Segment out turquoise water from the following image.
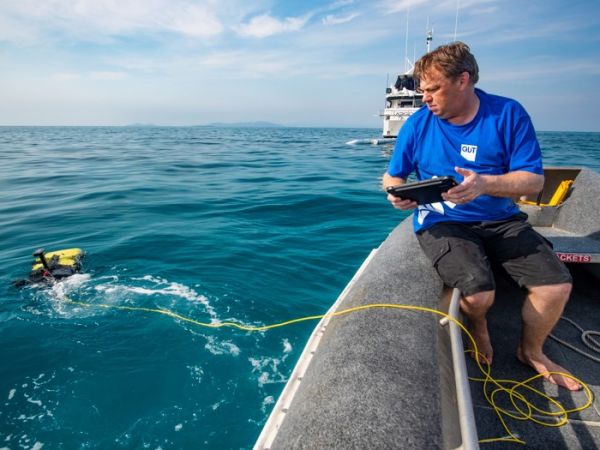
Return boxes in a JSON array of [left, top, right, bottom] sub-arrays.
[[1, 127, 598, 449]]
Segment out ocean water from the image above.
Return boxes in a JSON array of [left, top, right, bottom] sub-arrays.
[[0, 127, 598, 449]]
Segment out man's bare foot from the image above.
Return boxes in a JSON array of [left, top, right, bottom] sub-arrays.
[[468, 322, 493, 365], [517, 347, 582, 391]]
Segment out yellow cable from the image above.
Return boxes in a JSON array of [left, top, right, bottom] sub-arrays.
[[62, 297, 593, 445]]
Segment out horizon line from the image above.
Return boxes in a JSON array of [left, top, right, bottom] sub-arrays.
[[0, 124, 597, 133]]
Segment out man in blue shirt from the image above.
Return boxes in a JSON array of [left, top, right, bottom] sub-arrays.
[[383, 42, 579, 390]]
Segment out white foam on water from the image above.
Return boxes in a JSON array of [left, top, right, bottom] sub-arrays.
[[135, 275, 164, 283], [186, 365, 204, 384], [249, 357, 287, 387], [95, 275, 218, 321], [211, 400, 224, 411], [261, 396, 275, 412], [44, 274, 93, 317], [174, 424, 183, 432], [30, 372, 55, 393], [282, 339, 292, 353], [204, 336, 240, 356], [249, 343, 294, 387], [345, 138, 384, 145], [0, 311, 17, 323], [50, 274, 91, 300], [26, 397, 42, 407], [7, 373, 58, 430]]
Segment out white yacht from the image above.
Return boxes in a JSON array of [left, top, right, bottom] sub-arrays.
[[346, 30, 431, 146], [380, 72, 423, 139], [380, 29, 433, 140]]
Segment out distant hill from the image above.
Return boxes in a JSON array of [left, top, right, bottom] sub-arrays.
[[122, 121, 288, 128], [202, 121, 286, 128]]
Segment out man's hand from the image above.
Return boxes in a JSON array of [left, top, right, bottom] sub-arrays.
[[442, 167, 544, 204], [387, 193, 418, 210], [442, 167, 486, 204], [382, 172, 418, 210]]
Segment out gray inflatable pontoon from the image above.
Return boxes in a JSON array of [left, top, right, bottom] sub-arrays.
[[255, 167, 600, 450]]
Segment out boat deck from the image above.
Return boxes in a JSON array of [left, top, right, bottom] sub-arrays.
[[467, 264, 600, 449]]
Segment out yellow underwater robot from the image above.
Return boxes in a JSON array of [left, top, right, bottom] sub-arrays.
[[13, 248, 84, 287]]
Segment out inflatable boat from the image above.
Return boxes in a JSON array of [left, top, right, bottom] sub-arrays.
[[255, 167, 600, 449]]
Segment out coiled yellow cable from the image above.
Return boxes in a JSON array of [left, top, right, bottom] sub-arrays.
[[63, 297, 593, 445]]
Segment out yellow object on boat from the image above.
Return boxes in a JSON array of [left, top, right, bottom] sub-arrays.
[[520, 179, 573, 207]]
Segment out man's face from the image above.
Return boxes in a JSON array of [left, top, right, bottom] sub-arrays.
[[418, 67, 466, 121]]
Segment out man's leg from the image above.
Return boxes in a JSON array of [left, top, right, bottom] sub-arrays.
[[484, 215, 578, 389], [461, 290, 495, 364], [517, 282, 582, 391], [417, 222, 497, 365]]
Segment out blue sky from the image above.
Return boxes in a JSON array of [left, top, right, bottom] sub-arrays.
[[1, 0, 599, 131]]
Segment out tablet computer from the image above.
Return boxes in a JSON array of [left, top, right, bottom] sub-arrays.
[[386, 177, 457, 204]]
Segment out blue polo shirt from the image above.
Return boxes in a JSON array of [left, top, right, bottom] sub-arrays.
[[387, 88, 543, 232]]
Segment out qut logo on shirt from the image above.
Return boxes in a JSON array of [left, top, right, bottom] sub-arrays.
[[460, 144, 478, 162]]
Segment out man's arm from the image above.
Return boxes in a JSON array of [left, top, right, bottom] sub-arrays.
[[443, 167, 544, 204], [382, 172, 405, 190]]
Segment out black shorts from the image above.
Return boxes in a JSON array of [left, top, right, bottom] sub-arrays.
[[416, 214, 572, 297]]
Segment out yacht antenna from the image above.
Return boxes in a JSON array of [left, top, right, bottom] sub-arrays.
[[404, 6, 410, 72], [453, 0, 460, 41]]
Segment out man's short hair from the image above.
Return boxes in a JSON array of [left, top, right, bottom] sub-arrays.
[[414, 41, 479, 84]]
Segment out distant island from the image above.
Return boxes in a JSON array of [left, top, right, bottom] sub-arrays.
[[202, 121, 286, 128], [122, 121, 288, 128]]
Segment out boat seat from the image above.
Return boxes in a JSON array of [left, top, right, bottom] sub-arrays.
[[534, 226, 600, 264]]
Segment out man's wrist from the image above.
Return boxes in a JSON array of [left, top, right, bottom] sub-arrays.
[[480, 174, 492, 196]]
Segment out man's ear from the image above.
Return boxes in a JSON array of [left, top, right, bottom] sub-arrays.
[[456, 71, 471, 90]]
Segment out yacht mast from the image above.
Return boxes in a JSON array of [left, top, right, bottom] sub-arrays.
[[426, 18, 433, 53]]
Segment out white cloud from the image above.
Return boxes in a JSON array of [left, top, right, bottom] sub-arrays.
[[484, 59, 600, 82], [50, 71, 128, 81], [329, 0, 355, 7], [158, 3, 224, 37], [194, 50, 299, 77], [90, 71, 129, 80], [322, 12, 360, 25], [378, 0, 428, 15], [51, 72, 82, 81], [378, 0, 497, 15], [0, 0, 225, 43], [235, 13, 311, 38]]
